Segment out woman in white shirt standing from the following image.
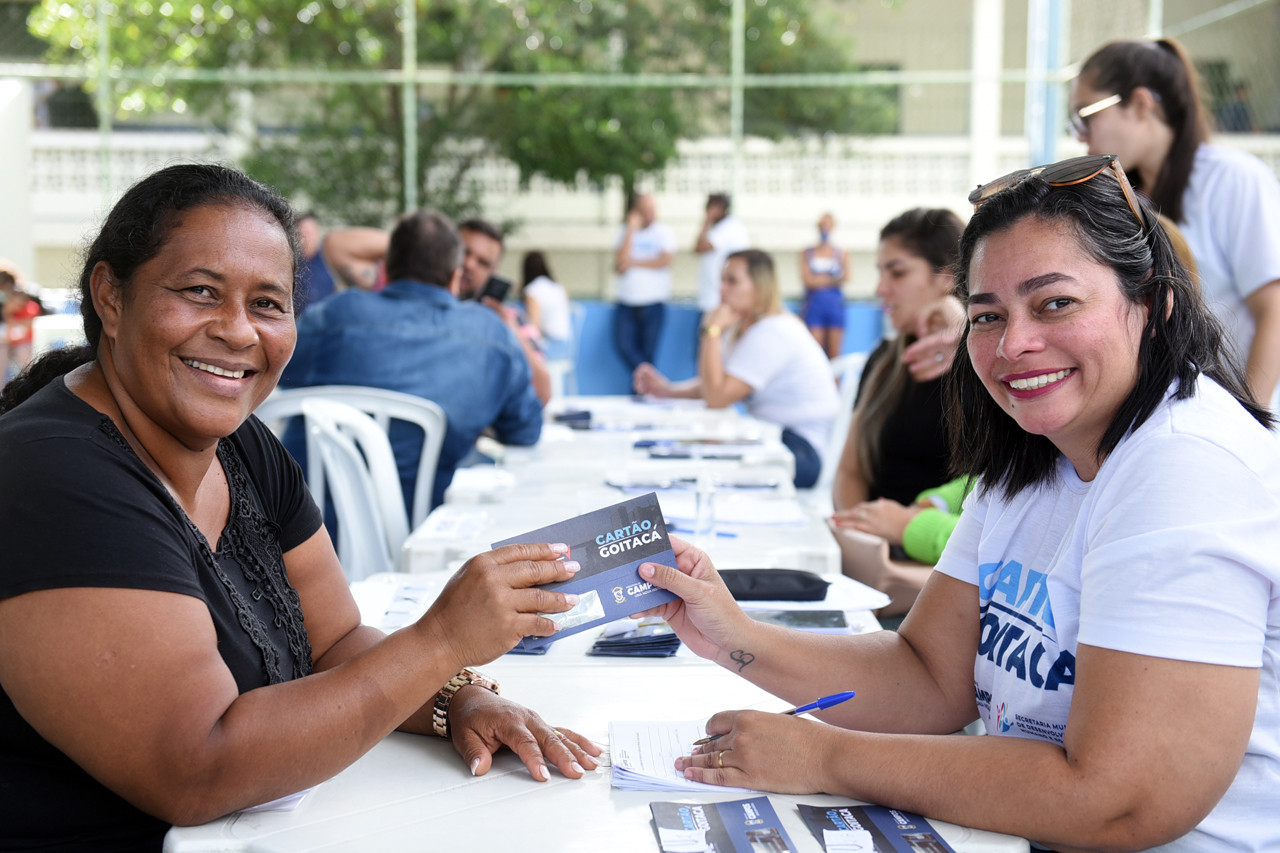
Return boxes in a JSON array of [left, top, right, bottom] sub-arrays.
[[520, 251, 573, 361], [633, 249, 839, 488]]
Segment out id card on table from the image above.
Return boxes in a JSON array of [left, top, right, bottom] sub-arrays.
[[493, 492, 677, 652]]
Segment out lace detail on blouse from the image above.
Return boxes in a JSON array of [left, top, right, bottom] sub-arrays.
[[94, 416, 314, 685], [217, 442, 313, 682]]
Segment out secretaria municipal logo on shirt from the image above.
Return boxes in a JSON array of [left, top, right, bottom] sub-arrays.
[[993, 702, 1014, 734]]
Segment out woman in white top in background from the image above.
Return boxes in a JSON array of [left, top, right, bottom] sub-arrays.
[[520, 251, 573, 361], [633, 249, 838, 488], [1072, 37, 1280, 407]]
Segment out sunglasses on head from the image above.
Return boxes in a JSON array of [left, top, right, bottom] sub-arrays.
[[967, 153, 1144, 227]]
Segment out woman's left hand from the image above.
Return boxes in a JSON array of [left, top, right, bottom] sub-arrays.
[[674, 710, 834, 794], [705, 303, 738, 330], [448, 686, 602, 782], [901, 296, 965, 381], [831, 498, 919, 545]]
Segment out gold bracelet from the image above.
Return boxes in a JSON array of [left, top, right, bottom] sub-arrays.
[[700, 323, 722, 338], [431, 668, 501, 739]]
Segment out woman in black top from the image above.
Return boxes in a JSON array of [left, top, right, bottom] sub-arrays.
[[831, 208, 964, 510], [0, 164, 599, 851]]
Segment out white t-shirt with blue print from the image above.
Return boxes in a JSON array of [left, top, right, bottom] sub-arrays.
[[935, 377, 1280, 852]]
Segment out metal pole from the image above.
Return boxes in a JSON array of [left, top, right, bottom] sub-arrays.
[[401, 0, 419, 212], [730, 0, 745, 200], [1146, 0, 1164, 37], [1027, 0, 1068, 165], [970, 0, 1005, 186], [96, 2, 112, 207]]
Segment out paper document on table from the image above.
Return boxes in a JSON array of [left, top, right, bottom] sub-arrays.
[[662, 493, 808, 527], [350, 573, 444, 632], [609, 720, 755, 792], [414, 508, 491, 540], [238, 786, 315, 813]]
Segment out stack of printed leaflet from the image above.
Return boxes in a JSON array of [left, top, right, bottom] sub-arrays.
[[589, 617, 681, 657], [649, 796, 958, 853]]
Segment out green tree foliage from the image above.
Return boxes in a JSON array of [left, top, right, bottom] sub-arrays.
[[29, 0, 893, 225]]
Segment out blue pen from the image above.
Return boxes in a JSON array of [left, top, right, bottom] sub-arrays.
[[693, 690, 856, 745]]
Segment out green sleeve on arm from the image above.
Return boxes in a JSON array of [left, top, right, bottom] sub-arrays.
[[915, 476, 974, 515], [901, 508, 959, 565]]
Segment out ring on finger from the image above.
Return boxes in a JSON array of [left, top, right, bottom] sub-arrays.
[[934, 351, 945, 363], [717, 750, 725, 769]]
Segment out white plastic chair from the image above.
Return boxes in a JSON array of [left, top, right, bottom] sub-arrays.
[[301, 398, 405, 581], [816, 351, 869, 497], [256, 385, 446, 530]]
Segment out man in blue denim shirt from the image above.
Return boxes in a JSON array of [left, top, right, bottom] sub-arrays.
[[280, 209, 542, 509]]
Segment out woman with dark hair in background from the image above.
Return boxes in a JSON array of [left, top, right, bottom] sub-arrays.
[[521, 250, 573, 361], [634, 155, 1279, 851], [1072, 37, 1280, 406], [0, 164, 598, 851], [832, 207, 965, 512]]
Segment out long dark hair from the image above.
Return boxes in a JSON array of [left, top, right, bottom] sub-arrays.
[[1078, 38, 1209, 223], [0, 164, 300, 415], [521, 251, 552, 290], [852, 208, 963, 486], [946, 167, 1271, 500]]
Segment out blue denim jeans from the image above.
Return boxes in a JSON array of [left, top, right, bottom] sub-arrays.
[[614, 302, 666, 371], [781, 427, 822, 489]]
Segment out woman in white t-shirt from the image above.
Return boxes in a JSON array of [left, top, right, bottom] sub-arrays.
[[520, 251, 573, 361], [1072, 37, 1280, 406], [630, 155, 1280, 852], [632, 250, 838, 488]]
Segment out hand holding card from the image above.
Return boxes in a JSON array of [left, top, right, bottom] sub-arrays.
[[491, 493, 678, 652]]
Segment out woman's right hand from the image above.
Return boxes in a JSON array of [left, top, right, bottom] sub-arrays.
[[634, 536, 753, 664], [831, 498, 919, 546], [420, 543, 580, 669], [633, 362, 670, 397]]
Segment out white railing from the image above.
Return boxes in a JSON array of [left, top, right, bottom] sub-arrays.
[[23, 128, 1280, 299], [32, 128, 1280, 223]]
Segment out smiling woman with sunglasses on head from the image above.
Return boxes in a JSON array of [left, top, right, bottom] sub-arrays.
[[0, 164, 600, 851], [632, 155, 1280, 852], [1072, 37, 1280, 408]]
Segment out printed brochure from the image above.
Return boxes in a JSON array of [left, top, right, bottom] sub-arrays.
[[493, 492, 677, 652], [650, 796, 797, 853], [797, 804, 956, 853]]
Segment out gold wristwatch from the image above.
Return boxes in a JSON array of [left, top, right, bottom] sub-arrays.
[[700, 323, 722, 338], [431, 668, 501, 739]]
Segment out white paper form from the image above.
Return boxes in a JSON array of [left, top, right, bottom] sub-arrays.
[[609, 720, 755, 793]]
